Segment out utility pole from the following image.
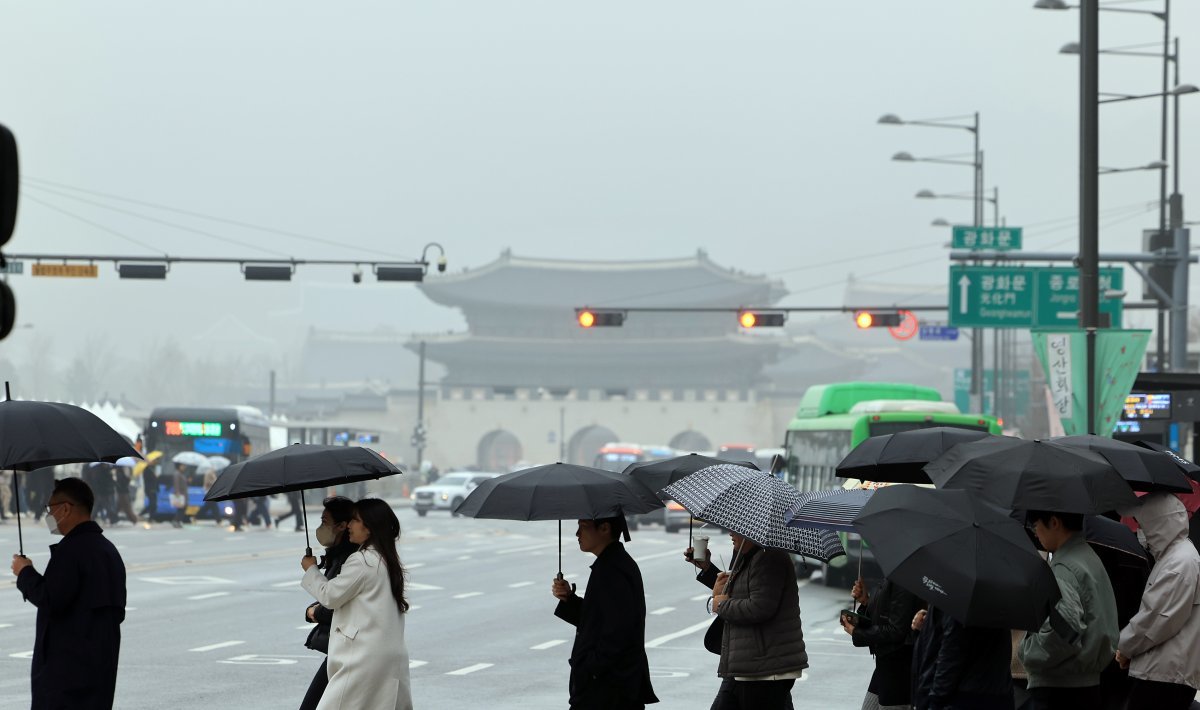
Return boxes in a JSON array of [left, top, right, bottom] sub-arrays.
[[268, 369, 276, 418], [413, 341, 427, 468], [1080, 0, 1100, 434]]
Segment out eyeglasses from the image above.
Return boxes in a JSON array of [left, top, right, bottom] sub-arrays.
[[44, 501, 71, 514]]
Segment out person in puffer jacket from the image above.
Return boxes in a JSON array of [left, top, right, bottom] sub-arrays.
[[1116, 493, 1200, 710], [709, 531, 807, 710]]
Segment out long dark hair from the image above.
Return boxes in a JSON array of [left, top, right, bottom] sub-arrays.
[[353, 498, 409, 614]]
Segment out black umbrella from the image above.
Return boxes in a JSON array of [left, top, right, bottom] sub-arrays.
[[624, 454, 758, 545], [452, 462, 663, 577], [924, 437, 1139, 514], [0, 383, 142, 555], [836, 427, 1000, 484], [1134, 440, 1200, 481], [661, 464, 845, 562], [853, 485, 1060, 630], [204, 444, 403, 555], [1049, 435, 1193, 493]]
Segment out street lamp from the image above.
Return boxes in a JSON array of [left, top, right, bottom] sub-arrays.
[[880, 110, 984, 410], [931, 218, 952, 227], [892, 151, 976, 167], [1098, 160, 1169, 175], [915, 188, 1001, 227], [1034, 0, 1166, 20]]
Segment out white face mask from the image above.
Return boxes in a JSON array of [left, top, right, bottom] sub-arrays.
[[46, 513, 61, 535], [315, 523, 339, 548]]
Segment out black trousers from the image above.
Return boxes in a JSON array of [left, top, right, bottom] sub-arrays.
[[710, 678, 795, 710], [1028, 685, 1102, 710], [1123, 677, 1196, 710], [299, 659, 327, 710]]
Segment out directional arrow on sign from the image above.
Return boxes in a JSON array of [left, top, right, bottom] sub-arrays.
[[957, 274, 971, 314]]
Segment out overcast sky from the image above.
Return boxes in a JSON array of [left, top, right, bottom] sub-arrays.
[[1, 1, 1195, 372]]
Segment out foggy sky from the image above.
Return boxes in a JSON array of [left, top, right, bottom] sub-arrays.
[[0, 1, 1195, 382]]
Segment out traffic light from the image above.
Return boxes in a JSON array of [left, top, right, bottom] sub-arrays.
[[854, 310, 903, 329], [0, 124, 16, 249], [1, 124, 18, 343], [738, 311, 786, 328], [576, 309, 625, 328]]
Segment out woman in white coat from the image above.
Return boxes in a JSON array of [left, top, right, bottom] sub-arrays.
[[301, 498, 412, 710]]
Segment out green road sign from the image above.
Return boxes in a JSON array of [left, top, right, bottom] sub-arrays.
[[951, 226, 1022, 251], [949, 265, 1123, 328]]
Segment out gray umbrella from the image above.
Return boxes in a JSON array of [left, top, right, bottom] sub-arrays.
[[662, 464, 845, 561]]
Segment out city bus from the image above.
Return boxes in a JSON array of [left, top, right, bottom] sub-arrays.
[[783, 382, 1000, 585], [143, 406, 272, 519]]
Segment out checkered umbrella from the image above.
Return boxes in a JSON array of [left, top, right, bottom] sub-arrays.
[[784, 488, 875, 533], [662, 464, 845, 561]]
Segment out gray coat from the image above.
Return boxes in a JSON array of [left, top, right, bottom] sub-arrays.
[[714, 546, 808, 678], [1118, 493, 1200, 690]]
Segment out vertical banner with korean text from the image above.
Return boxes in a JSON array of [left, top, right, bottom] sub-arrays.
[[1032, 329, 1150, 436]]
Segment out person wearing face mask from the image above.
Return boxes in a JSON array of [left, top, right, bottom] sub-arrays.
[[1115, 493, 1200, 709], [300, 498, 411, 710], [10, 477, 127, 709], [706, 531, 808, 710], [297, 496, 359, 710]]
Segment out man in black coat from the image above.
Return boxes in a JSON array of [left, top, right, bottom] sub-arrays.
[[11, 477, 127, 710], [551, 517, 658, 710]]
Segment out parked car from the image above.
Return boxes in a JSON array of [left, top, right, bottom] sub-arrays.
[[410, 471, 501, 517]]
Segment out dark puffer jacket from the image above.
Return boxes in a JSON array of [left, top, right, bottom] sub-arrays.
[[714, 546, 808, 677]]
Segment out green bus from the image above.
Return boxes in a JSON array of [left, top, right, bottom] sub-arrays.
[[784, 382, 1000, 493], [783, 382, 1000, 587]]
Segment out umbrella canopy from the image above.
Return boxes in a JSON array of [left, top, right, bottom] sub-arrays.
[[0, 386, 142, 556], [924, 437, 1139, 514], [784, 488, 875, 532], [205, 455, 232, 472], [204, 445, 402, 502], [171, 451, 210, 469], [624, 454, 759, 496], [0, 397, 141, 471], [1083, 514, 1148, 561], [453, 462, 664, 578], [1049, 435, 1193, 493], [661, 464, 845, 562], [836, 427, 1000, 484], [853, 485, 1059, 630], [1134, 440, 1200, 481], [133, 450, 163, 478], [453, 463, 663, 521]]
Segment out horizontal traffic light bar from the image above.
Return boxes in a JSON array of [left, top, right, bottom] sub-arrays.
[[576, 306, 948, 328], [5, 253, 439, 284]]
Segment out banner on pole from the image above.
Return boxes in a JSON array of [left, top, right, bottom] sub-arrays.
[[1031, 329, 1150, 436]]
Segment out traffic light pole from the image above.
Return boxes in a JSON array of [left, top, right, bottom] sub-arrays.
[[1080, 0, 1100, 434]]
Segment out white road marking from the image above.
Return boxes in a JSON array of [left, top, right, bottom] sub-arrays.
[[453, 592, 483, 599], [140, 575, 235, 586], [497, 542, 558, 555], [187, 591, 231, 601], [189, 640, 245, 653], [650, 607, 676, 616], [409, 660, 428, 668], [446, 663, 493, 675], [409, 605, 421, 611], [456, 555, 472, 561], [0, 623, 13, 629], [296, 625, 311, 630], [407, 582, 444, 591], [633, 549, 690, 564], [406, 562, 426, 569], [272, 580, 298, 588], [8, 651, 32, 659], [166, 539, 194, 545], [531, 639, 567, 650], [645, 619, 713, 648], [691, 594, 710, 601], [508, 581, 535, 588]]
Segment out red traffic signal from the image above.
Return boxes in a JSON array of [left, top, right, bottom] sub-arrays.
[[576, 309, 625, 328], [854, 311, 903, 329], [738, 311, 786, 328]]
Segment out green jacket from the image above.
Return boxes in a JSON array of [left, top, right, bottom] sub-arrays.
[[1018, 533, 1119, 689]]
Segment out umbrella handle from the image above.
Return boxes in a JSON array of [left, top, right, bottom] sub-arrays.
[[14, 471, 23, 556], [301, 489, 312, 557]]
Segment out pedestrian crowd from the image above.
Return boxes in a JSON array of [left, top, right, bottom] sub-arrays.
[[8, 477, 1200, 710]]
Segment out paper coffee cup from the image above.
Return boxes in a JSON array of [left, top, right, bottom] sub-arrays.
[[693, 535, 709, 564]]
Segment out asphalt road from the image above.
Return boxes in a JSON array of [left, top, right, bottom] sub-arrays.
[[0, 503, 877, 709]]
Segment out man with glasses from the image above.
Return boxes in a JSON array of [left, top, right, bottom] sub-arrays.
[[10, 477, 127, 709]]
